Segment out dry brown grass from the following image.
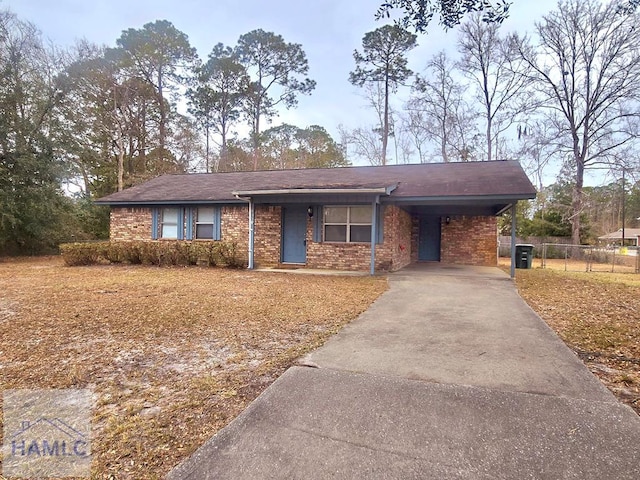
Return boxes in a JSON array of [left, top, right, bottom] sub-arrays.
[[499, 260, 640, 415], [0, 257, 387, 479], [529, 257, 639, 276]]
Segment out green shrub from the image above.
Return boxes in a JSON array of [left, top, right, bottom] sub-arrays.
[[59, 240, 244, 268]]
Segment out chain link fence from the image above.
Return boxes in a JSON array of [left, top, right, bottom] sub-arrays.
[[539, 244, 640, 273]]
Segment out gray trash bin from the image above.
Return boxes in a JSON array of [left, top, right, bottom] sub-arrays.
[[515, 244, 534, 269]]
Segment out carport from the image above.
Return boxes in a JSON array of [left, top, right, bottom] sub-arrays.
[[236, 161, 537, 275], [390, 195, 531, 277]]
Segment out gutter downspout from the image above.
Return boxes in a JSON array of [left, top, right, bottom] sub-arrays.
[[510, 203, 516, 279], [234, 194, 255, 269], [370, 195, 380, 276], [248, 198, 255, 269]]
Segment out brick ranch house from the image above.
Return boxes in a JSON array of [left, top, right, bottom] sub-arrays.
[[95, 161, 536, 274]]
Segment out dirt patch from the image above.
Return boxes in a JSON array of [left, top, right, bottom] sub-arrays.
[[0, 257, 387, 479], [502, 263, 640, 415]]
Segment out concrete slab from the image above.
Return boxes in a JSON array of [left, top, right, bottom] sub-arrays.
[[254, 267, 368, 276], [169, 367, 640, 480], [392, 262, 511, 279], [304, 266, 613, 401]]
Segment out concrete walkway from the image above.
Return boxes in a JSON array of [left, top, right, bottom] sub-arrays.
[[168, 264, 640, 479]]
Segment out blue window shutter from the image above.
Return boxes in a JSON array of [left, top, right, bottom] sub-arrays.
[[151, 208, 159, 240], [313, 206, 322, 242], [177, 208, 184, 240], [214, 207, 221, 240], [185, 208, 193, 240], [376, 205, 384, 244]]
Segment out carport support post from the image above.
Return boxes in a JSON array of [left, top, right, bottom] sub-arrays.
[[370, 196, 379, 276], [510, 203, 516, 279], [248, 198, 255, 269]]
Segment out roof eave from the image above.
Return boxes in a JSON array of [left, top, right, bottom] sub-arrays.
[[94, 199, 246, 206], [232, 185, 396, 197], [383, 193, 537, 204]]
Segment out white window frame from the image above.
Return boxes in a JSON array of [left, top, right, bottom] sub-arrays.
[[194, 207, 216, 240], [160, 208, 179, 239], [323, 206, 372, 243]]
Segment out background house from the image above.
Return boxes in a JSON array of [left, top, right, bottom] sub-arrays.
[[598, 228, 640, 247]]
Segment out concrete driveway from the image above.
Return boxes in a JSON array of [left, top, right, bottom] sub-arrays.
[[168, 264, 640, 479]]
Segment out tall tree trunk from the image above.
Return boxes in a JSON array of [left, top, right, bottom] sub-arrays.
[[382, 73, 389, 166], [571, 157, 584, 245], [440, 121, 448, 162], [128, 136, 134, 175], [116, 118, 124, 190], [486, 116, 492, 161], [77, 163, 91, 197], [140, 100, 147, 170], [117, 139, 124, 192], [113, 87, 124, 192], [158, 70, 166, 163], [253, 102, 260, 170], [205, 124, 210, 173], [219, 123, 227, 174]]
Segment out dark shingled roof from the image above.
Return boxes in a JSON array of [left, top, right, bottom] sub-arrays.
[[95, 160, 536, 204]]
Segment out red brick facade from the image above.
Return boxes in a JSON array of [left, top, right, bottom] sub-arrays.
[[441, 215, 498, 266], [109, 205, 498, 271], [110, 207, 153, 241], [253, 206, 281, 267], [221, 205, 249, 259], [306, 205, 411, 271]]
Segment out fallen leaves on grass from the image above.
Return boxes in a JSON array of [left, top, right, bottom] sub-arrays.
[[510, 267, 640, 414], [0, 257, 387, 479]]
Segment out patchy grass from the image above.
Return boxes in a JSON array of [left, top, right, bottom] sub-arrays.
[[0, 257, 387, 479], [500, 261, 640, 415]]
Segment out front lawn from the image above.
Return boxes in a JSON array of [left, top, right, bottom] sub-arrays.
[[0, 257, 387, 479], [506, 265, 640, 415]]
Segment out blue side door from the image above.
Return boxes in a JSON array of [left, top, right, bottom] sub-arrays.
[[282, 207, 307, 263], [418, 217, 441, 261]]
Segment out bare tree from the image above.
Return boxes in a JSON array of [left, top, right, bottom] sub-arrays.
[[517, 0, 640, 244], [341, 83, 408, 165], [514, 120, 560, 191], [392, 115, 416, 164], [338, 123, 385, 166], [401, 109, 430, 163], [408, 51, 479, 162], [458, 13, 531, 161]]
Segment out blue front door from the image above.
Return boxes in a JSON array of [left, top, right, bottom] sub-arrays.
[[282, 207, 307, 263], [418, 217, 441, 261]]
